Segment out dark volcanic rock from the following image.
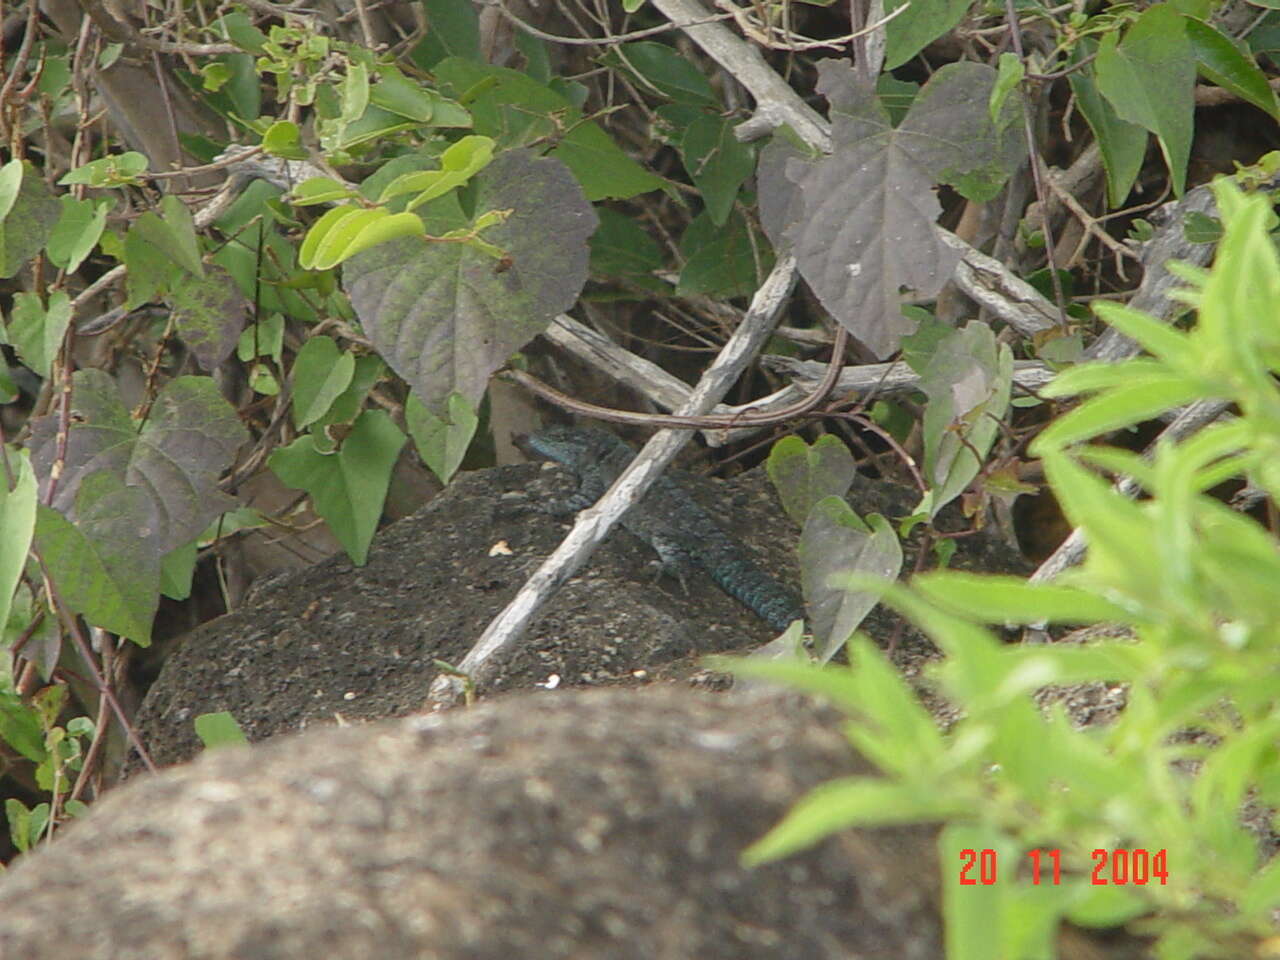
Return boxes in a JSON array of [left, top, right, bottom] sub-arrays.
[[129, 459, 1027, 771]]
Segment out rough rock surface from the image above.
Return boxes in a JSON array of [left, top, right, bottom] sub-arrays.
[[129, 460, 1028, 769], [0, 688, 946, 960]]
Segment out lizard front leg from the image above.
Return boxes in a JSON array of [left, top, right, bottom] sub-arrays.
[[644, 535, 698, 595]]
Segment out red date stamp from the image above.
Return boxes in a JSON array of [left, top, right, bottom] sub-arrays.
[[958, 848, 1169, 886]]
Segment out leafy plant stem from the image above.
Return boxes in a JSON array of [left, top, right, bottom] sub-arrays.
[[38, 558, 156, 774], [40, 337, 75, 509], [68, 666, 113, 804]]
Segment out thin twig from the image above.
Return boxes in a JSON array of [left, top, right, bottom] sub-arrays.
[[1002, 0, 1068, 328], [482, 0, 739, 46], [0, 0, 40, 147], [507, 325, 848, 432], [39, 562, 156, 774]]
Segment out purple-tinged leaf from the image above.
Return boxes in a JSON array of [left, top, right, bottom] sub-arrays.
[[344, 150, 597, 415]]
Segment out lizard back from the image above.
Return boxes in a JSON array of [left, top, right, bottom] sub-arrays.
[[519, 425, 805, 632]]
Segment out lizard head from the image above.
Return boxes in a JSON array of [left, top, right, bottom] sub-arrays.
[[514, 425, 621, 467]]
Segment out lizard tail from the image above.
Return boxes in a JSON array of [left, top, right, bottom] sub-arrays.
[[708, 558, 806, 633]]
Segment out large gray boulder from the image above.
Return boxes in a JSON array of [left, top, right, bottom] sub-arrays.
[[0, 687, 945, 959]]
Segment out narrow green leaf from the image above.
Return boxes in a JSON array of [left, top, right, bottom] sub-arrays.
[[1038, 356, 1171, 398], [380, 137, 493, 209], [713, 656, 866, 715], [215, 11, 268, 53], [160, 539, 197, 601], [336, 105, 419, 149], [680, 114, 754, 226], [1091, 302, 1202, 370], [1185, 17, 1280, 121], [1068, 40, 1146, 206], [612, 42, 718, 106], [337, 211, 424, 263], [309, 208, 390, 270], [299, 205, 362, 269], [990, 53, 1024, 125], [912, 572, 1132, 624], [370, 69, 436, 122], [341, 60, 370, 124], [745, 775, 966, 867], [0, 451, 37, 644], [292, 177, 358, 206], [1033, 375, 1203, 450], [882, 0, 972, 70], [552, 121, 666, 201], [1063, 883, 1149, 927], [441, 134, 496, 173]]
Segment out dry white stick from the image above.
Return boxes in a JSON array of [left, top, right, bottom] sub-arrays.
[[1029, 397, 1231, 587], [1084, 182, 1221, 363], [543, 314, 723, 416], [428, 256, 800, 705], [545, 318, 1055, 446], [765, 356, 1055, 397], [940, 234, 1059, 337], [650, 0, 832, 150], [1029, 180, 1248, 587]]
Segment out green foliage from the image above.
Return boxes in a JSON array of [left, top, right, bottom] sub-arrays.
[[765, 436, 901, 663], [0, 162, 59, 279], [798, 503, 902, 663], [1094, 4, 1195, 197], [268, 409, 406, 565], [735, 181, 1280, 958], [407, 391, 479, 485], [766, 434, 857, 525], [915, 322, 1014, 519], [194, 711, 250, 750], [7, 291, 71, 380], [759, 60, 1025, 358], [0, 0, 1276, 916], [1, 682, 93, 853]]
